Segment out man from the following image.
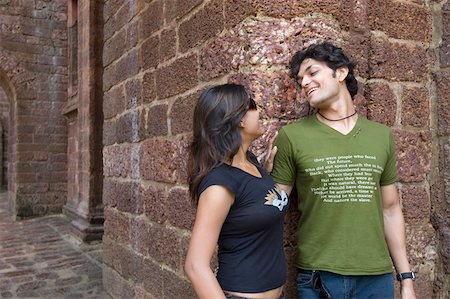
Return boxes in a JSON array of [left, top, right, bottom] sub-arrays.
[[271, 42, 416, 298]]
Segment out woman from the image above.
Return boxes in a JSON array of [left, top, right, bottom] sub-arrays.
[[185, 84, 288, 299]]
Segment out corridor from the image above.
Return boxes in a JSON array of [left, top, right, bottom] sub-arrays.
[[0, 192, 106, 298]]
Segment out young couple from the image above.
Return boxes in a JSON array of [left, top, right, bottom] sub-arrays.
[[184, 42, 417, 299]]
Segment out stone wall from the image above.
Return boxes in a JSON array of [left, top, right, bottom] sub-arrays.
[[431, 0, 450, 296], [0, 87, 9, 187], [102, 0, 447, 298], [0, 0, 68, 218]]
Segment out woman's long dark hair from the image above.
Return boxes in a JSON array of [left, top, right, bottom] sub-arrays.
[[188, 84, 251, 205]]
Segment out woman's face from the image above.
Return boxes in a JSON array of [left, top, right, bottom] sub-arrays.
[[240, 97, 264, 140]]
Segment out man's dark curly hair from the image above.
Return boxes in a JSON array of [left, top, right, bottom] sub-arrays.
[[290, 42, 358, 99]]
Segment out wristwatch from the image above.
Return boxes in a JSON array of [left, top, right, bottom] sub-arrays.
[[396, 272, 416, 281]]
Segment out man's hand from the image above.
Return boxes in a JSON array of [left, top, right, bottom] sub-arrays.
[[263, 131, 278, 173]]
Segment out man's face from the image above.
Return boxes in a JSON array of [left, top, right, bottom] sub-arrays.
[[297, 58, 342, 109]]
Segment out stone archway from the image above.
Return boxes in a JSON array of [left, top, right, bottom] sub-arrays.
[[0, 68, 16, 214], [0, 87, 10, 189]]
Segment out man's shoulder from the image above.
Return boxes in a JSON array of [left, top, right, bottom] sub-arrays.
[[281, 115, 316, 132], [360, 116, 392, 134]]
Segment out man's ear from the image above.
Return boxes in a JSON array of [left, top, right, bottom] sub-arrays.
[[337, 66, 349, 82]]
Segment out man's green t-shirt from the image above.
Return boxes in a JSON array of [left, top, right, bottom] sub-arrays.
[[272, 115, 397, 275]]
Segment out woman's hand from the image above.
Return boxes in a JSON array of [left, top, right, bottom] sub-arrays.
[[264, 131, 278, 173]]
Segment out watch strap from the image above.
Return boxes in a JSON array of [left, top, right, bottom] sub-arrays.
[[396, 272, 416, 281]]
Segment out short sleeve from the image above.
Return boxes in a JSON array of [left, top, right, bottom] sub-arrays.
[[380, 130, 398, 186], [271, 128, 296, 185], [198, 166, 238, 197]]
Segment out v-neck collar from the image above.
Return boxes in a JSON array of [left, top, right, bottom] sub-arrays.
[[313, 114, 361, 137], [225, 161, 264, 179]]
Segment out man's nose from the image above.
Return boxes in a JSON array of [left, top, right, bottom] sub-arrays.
[[301, 76, 311, 88]]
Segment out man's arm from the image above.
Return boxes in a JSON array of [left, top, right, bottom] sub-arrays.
[[381, 184, 416, 299], [276, 183, 293, 197]]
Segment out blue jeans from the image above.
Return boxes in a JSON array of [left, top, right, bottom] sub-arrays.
[[297, 269, 394, 299]]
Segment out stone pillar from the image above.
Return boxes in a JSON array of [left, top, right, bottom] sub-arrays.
[[63, 0, 104, 242]]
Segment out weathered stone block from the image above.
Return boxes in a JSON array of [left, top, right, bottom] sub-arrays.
[[433, 70, 450, 136], [160, 28, 176, 62], [400, 184, 430, 222], [119, 242, 145, 282], [393, 129, 431, 183], [405, 223, 436, 297], [162, 268, 197, 298], [254, 0, 295, 19], [441, 10, 450, 68], [140, 138, 181, 183], [369, 36, 427, 82], [178, 135, 191, 184], [200, 18, 304, 82], [365, 82, 396, 126], [115, 49, 139, 84], [170, 92, 199, 135], [139, 0, 163, 40], [103, 29, 126, 67], [103, 266, 136, 299], [103, 85, 125, 120], [103, 119, 116, 146], [156, 54, 198, 99], [368, 0, 431, 41], [125, 78, 142, 108], [224, 0, 256, 29], [166, 187, 195, 230], [401, 86, 429, 128], [293, 0, 352, 31], [141, 184, 168, 224], [127, 20, 138, 50], [140, 35, 159, 71], [103, 64, 116, 91], [142, 71, 156, 103], [103, 144, 132, 178], [140, 257, 163, 297], [129, 217, 150, 255], [343, 32, 370, 78], [116, 112, 133, 143], [147, 224, 182, 270], [104, 1, 136, 40], [297, 16, 342, 48], [179, 0, 224, 52], [165, 0, 203, 23], [104, 0, 124, 23], [104, 208, 131, 244], [147, 104, 168, 137], [103, 178, 142, 214]]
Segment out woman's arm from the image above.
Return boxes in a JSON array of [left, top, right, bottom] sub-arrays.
[[185, 185, 233, 299]]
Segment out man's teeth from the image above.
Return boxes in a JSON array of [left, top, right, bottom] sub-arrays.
[[308, 88, 317, 95]]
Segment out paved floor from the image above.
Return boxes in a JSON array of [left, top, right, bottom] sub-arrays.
[[0, 192, 106, 298]]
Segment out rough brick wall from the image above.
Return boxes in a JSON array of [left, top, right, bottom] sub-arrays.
[[0, 0, 68, 218], [431, 1, 450, 296], [102, 0, 447, 298]]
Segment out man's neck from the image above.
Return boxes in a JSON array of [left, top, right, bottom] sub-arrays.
[[315, 94, 358, 135]]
